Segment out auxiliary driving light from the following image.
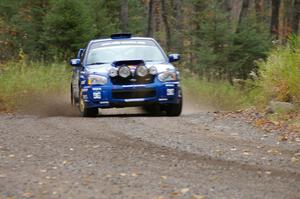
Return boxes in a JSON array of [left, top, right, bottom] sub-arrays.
[[149, 66, 158, 75], [136, 65, 148, 77], [109, 67, 118, 77], [118, 66, 131, 78]]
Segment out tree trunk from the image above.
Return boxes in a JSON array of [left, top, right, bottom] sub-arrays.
[[146, 0, 154, 37], [120, 0, 128, 33], [224, 0, 244, 32], [271, 0, 280, 38], [161, 0, 171, 51], [292, 0, 300, 34], [255, 0, 264, 16], [173, 0, 183, 52]]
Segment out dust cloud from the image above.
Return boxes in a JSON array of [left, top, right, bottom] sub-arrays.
[[182, 89, 214, 115], [16, 88, 213, 117], [17, 92, 78, 117]]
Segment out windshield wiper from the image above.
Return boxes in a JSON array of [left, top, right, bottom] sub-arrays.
[[87, 62, 109, 66]]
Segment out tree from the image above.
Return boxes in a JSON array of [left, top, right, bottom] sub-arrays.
[[120, 0, 129, 32], [88, 0, 119, 38], [146, 0, 155, 37], [292, 0, 300, 34], [271, 0, 280, 38], [161, 0, 171, 51], [43, 0, 95, 60]]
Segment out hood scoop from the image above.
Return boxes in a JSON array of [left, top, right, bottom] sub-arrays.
[[113, 60, 145, 67]]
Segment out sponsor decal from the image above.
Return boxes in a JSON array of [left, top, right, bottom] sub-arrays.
[[122, 85, 146, 88], [92, 88, 102, 91], [93, 92, 101, 99], [159, 98, 168, 101], [166, 88, 175, 96], [166, 84, 174, 87], [124, 98, 145, 102]]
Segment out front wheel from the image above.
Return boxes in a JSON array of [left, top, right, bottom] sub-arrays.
[[165, 98, 182, 116], [79, 90, 98, 117]]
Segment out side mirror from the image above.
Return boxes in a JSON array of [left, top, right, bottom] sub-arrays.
[[70, 58, 81, 67], [169, 54, 181, 63]]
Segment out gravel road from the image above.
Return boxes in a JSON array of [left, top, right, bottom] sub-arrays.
[[0, 107, 299, 199]]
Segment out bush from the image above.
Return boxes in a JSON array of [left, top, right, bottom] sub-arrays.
[[257, 35, 300, 104]]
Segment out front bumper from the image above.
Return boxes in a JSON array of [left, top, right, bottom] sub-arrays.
[[81, 81, 182, 108]]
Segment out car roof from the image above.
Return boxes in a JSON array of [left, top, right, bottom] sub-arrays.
[[89, 37, 156, 44]]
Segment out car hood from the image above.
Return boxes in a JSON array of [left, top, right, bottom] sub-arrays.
[[84, 61, 175, 76]]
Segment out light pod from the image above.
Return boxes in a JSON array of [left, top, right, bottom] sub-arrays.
[[118, 66, 131, 78], [136, 65, 148, 77]]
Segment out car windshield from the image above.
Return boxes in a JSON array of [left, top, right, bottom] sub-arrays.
[[86, 45, 166, 65]]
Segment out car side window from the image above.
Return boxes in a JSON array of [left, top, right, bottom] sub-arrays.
[[80, 49, 85, 62]]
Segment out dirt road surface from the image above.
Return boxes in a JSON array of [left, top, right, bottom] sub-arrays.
[[0, 99, 300, 198]]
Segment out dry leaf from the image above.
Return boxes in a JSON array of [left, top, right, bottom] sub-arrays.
[[230, 147, 237, 151], [0, 174, 6, 178], [265, 171, 271, 175], [180, 188, 189, 194], [171, 192, 179, 196], [291, 157, 298, 163], [152, 196, 165, 199], [192, 195, 206, 199], [22, 192, 34, 198]]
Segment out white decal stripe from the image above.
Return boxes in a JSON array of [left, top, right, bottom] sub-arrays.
[[124, 98, 145, 102]]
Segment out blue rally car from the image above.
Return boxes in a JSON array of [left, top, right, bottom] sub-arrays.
[[70, 34, 182, 117]]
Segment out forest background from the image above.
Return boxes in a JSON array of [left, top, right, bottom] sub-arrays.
[[0, 0, 299, 118]]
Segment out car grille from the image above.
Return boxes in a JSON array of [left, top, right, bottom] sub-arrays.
[[112, 89, 156, 99], [110, 74, 155, 85]]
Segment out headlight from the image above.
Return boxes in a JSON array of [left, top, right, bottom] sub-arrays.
[[109, 67, 118, 77], [87, 75, 108, 85], [149, 66, 157, 75], [136, 65, 148, 77], [119, 66, 131, 78], [158, 70, 178, 82]]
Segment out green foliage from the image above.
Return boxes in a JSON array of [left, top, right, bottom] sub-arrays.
[[88, 0, 119, 38], [193, 0, 232, 78], [192, 0, 271, 82], [256, 35, 300, 103], [128, 0, 147, 35], [43, 0, 95, 60], [0, 62, 70, 110], [227, 17, 271, 79]]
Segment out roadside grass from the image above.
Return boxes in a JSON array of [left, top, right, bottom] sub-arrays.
[[181, 73, 253, 111], [0, 62, 70, 111]]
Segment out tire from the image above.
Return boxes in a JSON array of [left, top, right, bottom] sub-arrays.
[[79, 90, 98, 117], [71, 85, 75, 106], [166, 98, 182, 117]]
